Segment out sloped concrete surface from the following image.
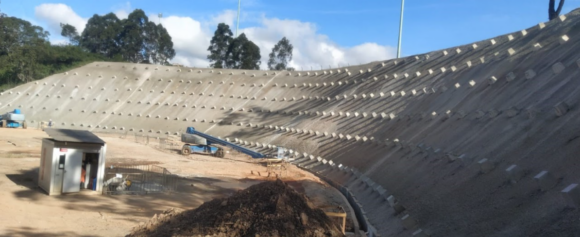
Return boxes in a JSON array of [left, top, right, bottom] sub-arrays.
[[4, 9, 580, 237]]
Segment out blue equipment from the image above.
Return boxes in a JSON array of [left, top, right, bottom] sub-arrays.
[[181, 127, 265, 158], [0, 109, 27, 129]]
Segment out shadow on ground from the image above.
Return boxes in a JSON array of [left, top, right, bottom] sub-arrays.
[[4, 168, 262, 235]]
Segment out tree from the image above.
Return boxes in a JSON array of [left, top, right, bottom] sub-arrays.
[[0, 16, 112, 90], [207, 23, 233, 68], [549, 0, 565, 20], [268, 37, 293, 71], [239, 39, 261, 70], [0, 17, 50, 83], [60, 23, 80, 45], [118, 9, 148, 63], [78, 9, 175, 64], [226, 33, 261, 70], [143, 21, 175, 65], [80, 13, 122, 58]]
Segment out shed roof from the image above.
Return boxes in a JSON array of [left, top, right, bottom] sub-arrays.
[[44, 128, 105, 144]]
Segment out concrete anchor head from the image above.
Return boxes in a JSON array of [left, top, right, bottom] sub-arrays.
[[469, 80, 476, 87], [525, 70, 536, 79], [488, 109, 499, 118], [506, 107, 520, 117], [534, 171, 558, 191], [552, 62, 565, 74], [554, 102, 570, 117], [560, 35, 570, 45], [489, 76, 498, 85], [506, 72, 516, 82]]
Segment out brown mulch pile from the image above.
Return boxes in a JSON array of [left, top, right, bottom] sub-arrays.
[[127, 179, 344, 237]]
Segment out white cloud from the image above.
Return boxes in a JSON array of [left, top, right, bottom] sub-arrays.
[[33, 4, 395, 69], [163, 12, 395, 69], [210, 10, 237, 28], [241, 17, 395, 70], [34, 3, 87, 34], [115, 9, 130, 20], [113, 2, 132, 20], [148, 14, 212, 68]]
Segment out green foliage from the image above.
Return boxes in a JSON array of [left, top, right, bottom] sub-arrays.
[[79, 9, 175, 64], [60, 23, 80, 45], [80, 13, 122, 58], [207, 23, 261, 70], [0, 9, 176, 91], [207, 23, 233, 68], [145, 24, 175, 65], [0, 16, 111, 91], [226, 33, 261, 70], [240, 40, 261, 70], [268, 37, 293, 71]]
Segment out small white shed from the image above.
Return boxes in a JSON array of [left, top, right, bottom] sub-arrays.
[[38, 129, 107, 195]]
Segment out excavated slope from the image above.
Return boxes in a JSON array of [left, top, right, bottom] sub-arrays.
[[3, 9, 580, 237]]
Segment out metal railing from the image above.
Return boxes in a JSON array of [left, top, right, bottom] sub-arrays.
[[103, 164, 178, 195]]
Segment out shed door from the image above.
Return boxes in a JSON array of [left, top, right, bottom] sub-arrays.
[[62, 150, 82, 193]]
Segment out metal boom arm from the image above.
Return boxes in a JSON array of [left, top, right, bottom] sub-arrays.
[[186, 127, 265, 158]]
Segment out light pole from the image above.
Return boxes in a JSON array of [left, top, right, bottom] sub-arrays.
[[236, 0, 241, 37], [397, 0, 405, 58]]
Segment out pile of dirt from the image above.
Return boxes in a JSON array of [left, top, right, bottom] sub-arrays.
[[127, 179, 344, 237]]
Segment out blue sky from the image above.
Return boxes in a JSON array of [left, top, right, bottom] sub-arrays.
[[2, 0, 578, 68]]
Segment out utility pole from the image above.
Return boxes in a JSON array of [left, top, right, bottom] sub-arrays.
[[158, 13, 163, 25], [236, 0, 241, 37], [397, 0, 405, 58]]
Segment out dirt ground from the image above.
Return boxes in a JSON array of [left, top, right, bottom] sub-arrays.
[[129, 180, 343, 237], [0, 128, 355, 237]]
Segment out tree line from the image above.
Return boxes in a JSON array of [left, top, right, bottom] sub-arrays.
[[206, 23, 294, 71], [60, 9, 175, 64], [0, 16, 107, 90], [0, 9, 176, 91]]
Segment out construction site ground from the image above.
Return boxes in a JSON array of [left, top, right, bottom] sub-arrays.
[[0, 128, 355, 237]]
